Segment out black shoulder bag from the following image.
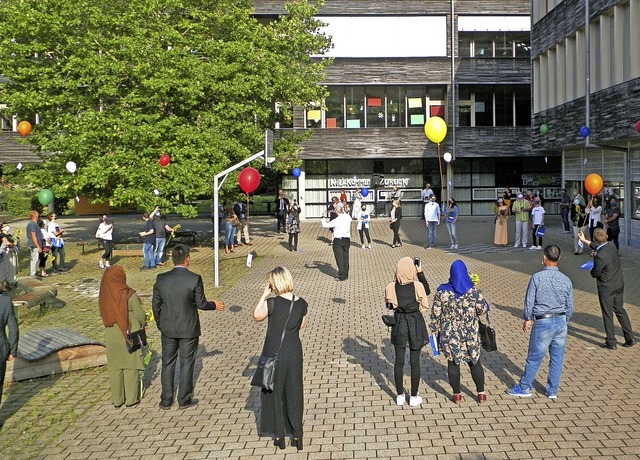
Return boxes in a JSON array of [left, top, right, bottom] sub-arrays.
[[251, 297, 295, 391]]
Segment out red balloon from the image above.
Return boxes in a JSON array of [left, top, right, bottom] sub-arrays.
[[584, 173, 603, 196], [17, 120, 32, 137], [158, 154, 171, 167], [238, 167, 261, 194]]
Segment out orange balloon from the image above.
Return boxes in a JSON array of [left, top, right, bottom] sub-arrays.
[[17, 120, 32, 137], [584, 173, 603, 196]]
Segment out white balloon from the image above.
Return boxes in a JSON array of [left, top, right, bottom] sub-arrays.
[[65, 161, 77, 173], [443, 152, 452, 163]]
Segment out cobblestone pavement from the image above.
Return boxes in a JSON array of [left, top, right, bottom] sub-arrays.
[[2, 213, 640, 459]]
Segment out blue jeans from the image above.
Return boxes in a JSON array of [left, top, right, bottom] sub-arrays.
[[445, 222, 457, 245], [427, 222, 438, 247], [143, 242, 156, 268], [155, 237, 166, 264], [520, 316, 567, 396], [224, 221, 236, 248]]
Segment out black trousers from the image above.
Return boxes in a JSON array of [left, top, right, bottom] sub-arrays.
[[394, 346, 421, 396], [359, 228, 371, 244], [288, 233, 298, 251], [102, 239, 113, 260], [391, 221, 402, 245], [607, 227, 620, 249], [332, 238, 350, 280], [277, 210, 287, 232], [448, 358, 485, 394], [160, 335, 199, 406], [598, 289, 634, 346]]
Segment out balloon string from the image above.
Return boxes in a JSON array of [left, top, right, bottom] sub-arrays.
[[437, 143, 444, 199]]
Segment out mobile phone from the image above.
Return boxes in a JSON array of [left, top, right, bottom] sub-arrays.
[[414, 257, 420, 267]]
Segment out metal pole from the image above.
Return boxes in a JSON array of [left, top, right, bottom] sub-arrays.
[[585, 0, 590, 147], [213, 149, 266, 287]]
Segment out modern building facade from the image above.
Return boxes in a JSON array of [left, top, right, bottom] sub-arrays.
[[256, 0, 559, 218], [531, 0, 640, 247]]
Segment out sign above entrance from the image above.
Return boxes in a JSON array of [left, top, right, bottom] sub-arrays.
[[328, 177, 411, 188]]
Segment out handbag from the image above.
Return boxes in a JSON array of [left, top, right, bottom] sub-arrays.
[[535, 225, 545, 237], [381, 314, 397, 327], [126, 328, 147, 353], [478, 312, 497, 352], [251, 297, 295, 391]]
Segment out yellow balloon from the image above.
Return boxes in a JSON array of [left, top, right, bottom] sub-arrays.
[[424, 116, 447, 144]]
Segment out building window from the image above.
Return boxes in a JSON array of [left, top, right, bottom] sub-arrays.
[[631, 183, 640, 220], [515, 86, 531, 126], [494, 88, 514, 126], [458, 31, 531, 58], [346, 87, 364, 129], [386, 86, 405, 127], [366, 88, 385, 128], [474, 88, 493, 126], [325, 87, 345, 129]]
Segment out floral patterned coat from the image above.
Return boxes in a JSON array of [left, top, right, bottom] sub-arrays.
[[429, 288, 489, 365]]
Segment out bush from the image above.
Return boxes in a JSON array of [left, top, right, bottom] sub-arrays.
[[3, 188, 37, 219]]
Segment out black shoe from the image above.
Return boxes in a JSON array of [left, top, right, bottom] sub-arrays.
[[178, 398, 199, 409], [600, 343, 617, 350], [158, 402, 172, 410], [291, 438, 303, 451], [622, 339, 637, 348], [125, 401, 140, 408], [274, 438, 286, 450]]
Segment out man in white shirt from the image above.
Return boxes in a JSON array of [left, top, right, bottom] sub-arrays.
[[423, 195, 441, 248], [321, 203, 352, 281]]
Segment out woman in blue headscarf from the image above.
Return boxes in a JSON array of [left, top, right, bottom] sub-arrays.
[[430, 260, 489, 405]]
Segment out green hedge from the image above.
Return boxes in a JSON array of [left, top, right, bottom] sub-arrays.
[[2, 188, 37, 219]]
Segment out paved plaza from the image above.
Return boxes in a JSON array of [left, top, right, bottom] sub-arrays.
[[2, 213, 640, 459]]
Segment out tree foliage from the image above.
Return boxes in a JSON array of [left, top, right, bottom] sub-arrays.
[[0, 0, 331, 216]]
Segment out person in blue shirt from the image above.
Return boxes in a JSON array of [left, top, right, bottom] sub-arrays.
[[507, 245, 573, 399]]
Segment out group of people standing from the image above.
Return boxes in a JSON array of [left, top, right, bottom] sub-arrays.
[[494, 190, 546, 250], [25, 210, 67, 278]]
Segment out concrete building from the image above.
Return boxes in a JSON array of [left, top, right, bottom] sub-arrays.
[[531, 0, 640, 247], [256, 0, 558, 218]]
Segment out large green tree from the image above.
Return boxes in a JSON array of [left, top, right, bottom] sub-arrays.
[[0, 0, 330, 215]]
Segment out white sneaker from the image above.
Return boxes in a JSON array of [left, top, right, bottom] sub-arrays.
[[367, 244, 372, 249], [105, 262, 111, 267], [513, 244, 519, 248], [99, 261, 105, 269], [450, 245, 455, 249], [409, 394, 422, 407], [529, 245, 537, 250], [537, 246, 543, 250], [453, 244, 458, 249], [362, 244, 365, 249], [396, 393, 405, 406], [522, 244, 528, 248]]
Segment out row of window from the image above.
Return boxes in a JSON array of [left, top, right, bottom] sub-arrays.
[[458, 32, 531, 58], [303, 85, 531, 129]]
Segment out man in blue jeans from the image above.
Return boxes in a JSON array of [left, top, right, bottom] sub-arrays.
[[507, 245, 573, 399], [139, 212, 156, 270]]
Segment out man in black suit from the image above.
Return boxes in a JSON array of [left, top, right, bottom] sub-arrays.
[[274, 189, 289, 233], [0, 292, 19, 424], [579, 228, 636, 349], [152, 244, 225, 409]]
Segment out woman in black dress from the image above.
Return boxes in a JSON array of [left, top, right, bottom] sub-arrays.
[[389, 199, 403, 247], [384, 257, 430, 407], [253, 266, 308, 451]]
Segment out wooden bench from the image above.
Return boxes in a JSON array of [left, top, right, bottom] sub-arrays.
[[12, 277, 58, 310]]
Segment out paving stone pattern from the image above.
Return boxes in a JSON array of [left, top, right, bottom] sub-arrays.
[[4, 214, 640, 459]]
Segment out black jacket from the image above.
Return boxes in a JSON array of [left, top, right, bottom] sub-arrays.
[[152, 267, 216, 338]]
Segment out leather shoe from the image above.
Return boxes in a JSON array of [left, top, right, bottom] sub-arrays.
[[622, 339, 637, 348], [158, 402, 172, 410], [600, 343, 617, 350], [178, 399, 199, 410]]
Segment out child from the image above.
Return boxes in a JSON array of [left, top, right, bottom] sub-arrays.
[[530, 198, 545, 250], [286, 202, 301, 251], [357, 204, 372, 249]]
